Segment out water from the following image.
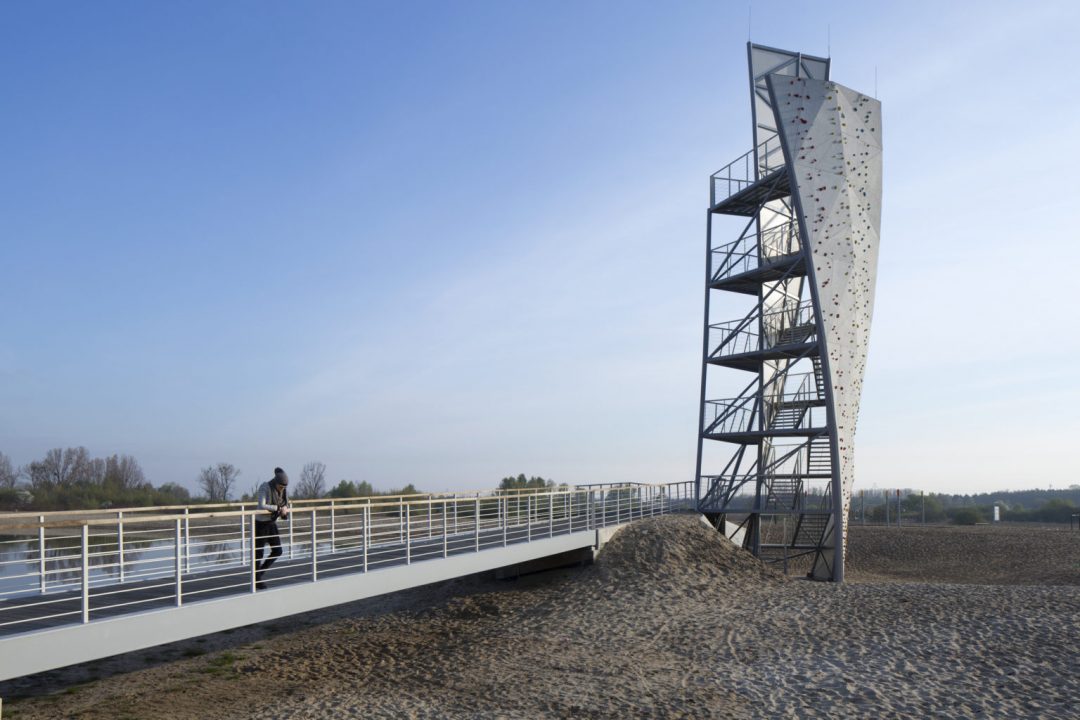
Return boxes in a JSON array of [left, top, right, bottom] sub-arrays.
[[0, 531, 246, 600]]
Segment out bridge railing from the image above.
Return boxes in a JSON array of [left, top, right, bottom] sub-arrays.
[[0, 482, 695, 635]]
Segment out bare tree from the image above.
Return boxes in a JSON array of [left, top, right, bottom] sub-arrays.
[[198, 463, 241, 502], [295, 461, 326, 499], [197, 467, 219, 501], [0, 452, 17, 489], [27, 447, 94, 489], [104, 454, 147, 490], [216, 463, 240, 501]]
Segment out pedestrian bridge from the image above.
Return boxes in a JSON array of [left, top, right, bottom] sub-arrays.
[[0, 482, 693, 681]]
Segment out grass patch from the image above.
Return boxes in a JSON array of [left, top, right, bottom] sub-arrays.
[[199, 651, 240, 676]]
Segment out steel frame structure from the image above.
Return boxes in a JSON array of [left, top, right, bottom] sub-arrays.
[[694, 43, 882, 582]]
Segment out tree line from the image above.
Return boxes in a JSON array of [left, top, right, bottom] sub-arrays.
[[855, 487, 1080, 525], [0, 449, 417, 512], [0, 447, 190, 511]]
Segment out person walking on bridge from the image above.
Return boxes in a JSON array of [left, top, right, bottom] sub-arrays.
[[254, 467, 290, 589]]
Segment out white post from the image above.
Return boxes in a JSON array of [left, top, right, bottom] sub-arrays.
[[330, 500, 337, 554], [453, 494, 458, 534], [38, 515, 46, 594], [250, 514, 257, 593], [117, 511, 125, 583], [428, 499, 433, 539], [406, 503, 411, 564], [240, 504, 247, 566], [548, 493, 554, 537], [183, 508, 191, 573], [175, 518, 183, 607], [289, 509, 295, 560], [81, 524, 89, 624], [474, 497, 480, 551], [443, 500, 449, 558], [503, 497, 508, 546], [398, 500, 404, 544], [527, 497, 532, 542], [362, 504, 369, 573], [311, 509, 318, 581]]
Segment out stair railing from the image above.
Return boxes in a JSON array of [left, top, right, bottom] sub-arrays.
[[709, 265, 810, 359], [702, 377, 760, 435], [711, 219, 801, 283], [709, 134, 785, 207], [711, 217, 758, 281], [762, 299, 816, 349], [759, 219, 800, 261]]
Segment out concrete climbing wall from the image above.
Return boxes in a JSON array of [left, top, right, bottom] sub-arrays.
[[766, 74, 882, 557]]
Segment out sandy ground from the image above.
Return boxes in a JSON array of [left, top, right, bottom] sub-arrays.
[[2, 517, 1078, 719]]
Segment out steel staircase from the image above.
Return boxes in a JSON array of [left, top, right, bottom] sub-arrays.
[[807, 437, 832, 476], [792, 513, 830, 548], [769, 403, 809, 430], [764, 478, 800, 510], [812, 356, 825, 397], [776, 322, 816, 346]]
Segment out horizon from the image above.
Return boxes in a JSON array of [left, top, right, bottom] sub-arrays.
[[3, 1, 1079, 497]]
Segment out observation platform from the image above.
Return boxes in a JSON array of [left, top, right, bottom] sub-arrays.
[[710, 252, 806, 295], [707, 339, 819, 372], [710, 167, 791, 216]]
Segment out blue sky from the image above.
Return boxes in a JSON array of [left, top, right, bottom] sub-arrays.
[[2, 1, 1078, 496]]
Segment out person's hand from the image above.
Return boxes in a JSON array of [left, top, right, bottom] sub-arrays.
[[279, 506, 290, 519]]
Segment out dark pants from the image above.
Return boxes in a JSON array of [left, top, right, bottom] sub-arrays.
[[254, 520, 282, 578]]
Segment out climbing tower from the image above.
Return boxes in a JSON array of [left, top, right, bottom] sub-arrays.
[[694, 43, 881, 581]]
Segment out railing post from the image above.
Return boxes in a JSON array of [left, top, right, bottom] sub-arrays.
[[406, 503, 411, 564], [443, 500, 449, 558], [502, 497, 508, 546], [311, 509, 318, 581], [289, 508, 295, 559], [331, 500, 337, 553], [363, 504, 369, 573], [175, 518, 183, 607], [428, 498, 433, 539], [399, 501, 404, 544], [548, 493, 554, 538], [527, 497, 531, 542], [183, 507, 191, 573], [474, 497, 481, 552], [453, 494, 458, 534], [240, 504, 247, 566], [569, 492, 574, 532], [117, 511, 125, 583], [250, 514, 257, 593], [81, 524, 89, 624], [39, 515, 46, 594]]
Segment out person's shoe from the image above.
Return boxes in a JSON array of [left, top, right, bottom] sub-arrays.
[[256, 581, 268, 591]]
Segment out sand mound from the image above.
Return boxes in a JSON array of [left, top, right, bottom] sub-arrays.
[[596, 514, 784, 586]]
